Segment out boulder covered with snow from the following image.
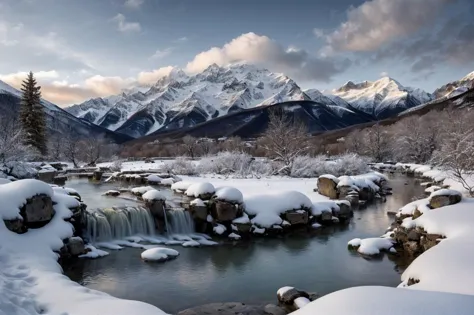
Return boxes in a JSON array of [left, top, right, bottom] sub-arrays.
[[429, 189, 462, 209], [131, 186, 155, 197], [188, 198, 208, 221], [277, 286, 311, 306], [185, 182, 216, 200], [348, 237, 396, 255], [141, 247, 179, 262], [208, 186, 244, 222], [317, 175, 339, 199], [65, 236, 86, 256], [146, 174, 162, 185], [171, 181, 194, 193], [213, 186, 244, 204]]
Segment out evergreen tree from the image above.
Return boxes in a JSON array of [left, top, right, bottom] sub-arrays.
[[20, 71, 47, 155]]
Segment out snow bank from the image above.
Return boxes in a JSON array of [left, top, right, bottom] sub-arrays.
[[233, 213, 250, 224], [348, 237, 395, 255], [147, 174, 162, 183], [397, 198, 430, 216], [0, 179, 53, 220], [337, 172, 383, 191], [400, 199, 474, 295], [214, 186, 243, 203], [0, 178, 11, 185], [311, 200, 339, 216], [245, 191, 311, 228], [141, 247, 179, 262], [291, 286, 474, 315], [171, 180, 194, 192], [190, 198, 205, 206], [245, 191, 312, 216], [429, 188, 462, 198], [185, 182, 215, 197], [142, 189, 166, 201], [0, 179, 167, 315], [131, 186, 155, 195]]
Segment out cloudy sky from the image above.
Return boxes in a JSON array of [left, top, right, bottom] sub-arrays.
[[0, 0, 473, 106]]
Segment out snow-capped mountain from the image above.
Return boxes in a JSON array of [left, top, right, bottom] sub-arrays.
[[67, 63, 308, 138], [0, 80, 130, 143], [433, 71, 474, 99], [325, 77, 433, 119]]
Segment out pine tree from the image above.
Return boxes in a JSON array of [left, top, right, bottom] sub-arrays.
[[20, 71, 47, 155]]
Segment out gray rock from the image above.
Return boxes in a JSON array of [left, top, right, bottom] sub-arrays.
[[284, 211, 308, 225], [264, 304, 287, 315], [407, 229, 421, 241], [178, 302, 266, 315], [4, 218, 26, 234], [277, 288, 310, 305], [429, 193, 462, 209], [234, 222, 252, 234], [189, 204, 208, 221], [38, 170, 57, 183], [146, 200, 166, 219], [317, 177, 338, 199], [92, 171, 103, 181], [23, 194, 54, 228], [320, 211, 333, 224], [211, 200, 239, 222], [67, 237, 86, 256]]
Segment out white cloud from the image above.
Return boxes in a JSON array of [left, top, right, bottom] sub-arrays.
[[313, 28, 325, 38], [137, 66, 175, 85], [124, 0, 144, 9], [112, 13, 141, 33], [186, 32, 345, 82], [151, 47, 174, 59], [380, 71, 389, 77], [29, 32, 98, 70], [0, 21, 22, 47], [173, 36, 188, 43], [84, 75, 134, 95], [325, 0, 452, 52]]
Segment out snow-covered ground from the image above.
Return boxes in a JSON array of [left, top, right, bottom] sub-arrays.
[[397, 163, 474, 195], [0, 179, 166, 315]]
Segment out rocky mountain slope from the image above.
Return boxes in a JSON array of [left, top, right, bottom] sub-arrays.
[[67, 64, 309, 138], [0, 80, 131, 143], [135, 100, 375, 141], [324, 77, 433, 119], [433, 71, 474, 99]]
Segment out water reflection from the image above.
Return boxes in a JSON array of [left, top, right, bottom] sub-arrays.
[[63, 174, 425, 314]]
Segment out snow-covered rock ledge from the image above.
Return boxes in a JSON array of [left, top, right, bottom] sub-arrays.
[[317, 172, 390, 205], [295, 193, 474, 314], [171, 181, 353, 238], [0, 179, 166, 315]]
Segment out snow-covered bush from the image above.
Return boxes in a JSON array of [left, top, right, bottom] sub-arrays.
[[109, 159, 123, 172], [161, 157, 197, 175], [290, 154, 370, 178], [198, 151, 274, 177]]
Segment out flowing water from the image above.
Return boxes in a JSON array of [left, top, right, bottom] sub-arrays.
[[63, 175, 425, 314]]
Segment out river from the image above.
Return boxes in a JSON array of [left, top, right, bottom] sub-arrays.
[[63, 174, 424, 313]]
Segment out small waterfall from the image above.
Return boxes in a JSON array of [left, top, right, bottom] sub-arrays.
[[167, 209, 195, 234], [85, 206, 156, 243]]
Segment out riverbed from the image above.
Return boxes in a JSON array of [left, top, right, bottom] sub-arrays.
[[63, 175, 424, 313]]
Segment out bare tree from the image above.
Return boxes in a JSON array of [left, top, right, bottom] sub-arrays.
[[63, 131, 81, 168], [363, 124, 392, 162], [259, 109, 310, 170], [432, 110, 474, 196], [182, 135, 198, 159], [391, 113, 440, 163], [78, 136, 108, 166], [221, 136, 244, 152], [196, 138, 216, 156], [0, 115, 32, 164], [344, 129, 365, 155]]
